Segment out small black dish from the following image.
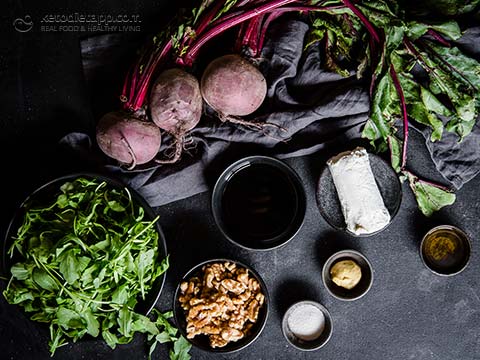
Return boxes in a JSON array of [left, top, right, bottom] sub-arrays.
[[2, 172, 167, 315], [322, 250, 373, 301], [281, 300, 333, 351], [420, 225, 471, 276], [316, 152, 402, 237], [173, 258, 269, 353], [211, 156, 306, 250]]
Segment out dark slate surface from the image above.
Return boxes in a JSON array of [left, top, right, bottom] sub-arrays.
[[1, 1, 479, 360]]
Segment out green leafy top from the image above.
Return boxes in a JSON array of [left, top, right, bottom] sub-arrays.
[[307, 0, 478, 215]]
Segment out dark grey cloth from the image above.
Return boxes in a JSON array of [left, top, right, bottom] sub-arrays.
[[421, 27, 480, 189], [62, 20, 480, 207]]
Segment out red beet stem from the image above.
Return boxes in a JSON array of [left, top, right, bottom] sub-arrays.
[[182, 0, 298, 66], [245, 15, 264, 56], [182, 0, 228, 50], [405, 169, 453, 192], [389, 64, 408, 170], [130, 40, 173, 111], [426, 29, 450, 47], [235, 21, 248, 53], [257, 11, 282, 54]]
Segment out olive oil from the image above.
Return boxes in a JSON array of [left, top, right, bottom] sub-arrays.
[[421, 226, 471, 275]]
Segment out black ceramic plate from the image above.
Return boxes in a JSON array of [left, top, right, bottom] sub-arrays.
[[173, 258, 269, 353], [2, 172, 167, 315], [316, 152, 402, 237]]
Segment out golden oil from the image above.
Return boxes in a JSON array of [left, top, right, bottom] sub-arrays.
[[421, 225, 471, 275]]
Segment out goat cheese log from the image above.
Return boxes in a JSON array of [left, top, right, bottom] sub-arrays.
[[327, 147, 390, 235]]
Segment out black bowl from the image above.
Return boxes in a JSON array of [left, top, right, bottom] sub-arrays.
[[420, 225, 471, 276], [322, 250, 373, 301], [211, 156, 306, 250], [316, 152, 402, 237], [2, 172, 167, 315], [173, 258, 269, 353]]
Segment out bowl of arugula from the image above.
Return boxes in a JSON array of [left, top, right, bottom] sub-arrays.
[[1, 173, 174, 356]]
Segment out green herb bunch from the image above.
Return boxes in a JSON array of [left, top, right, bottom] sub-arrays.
[[3, 177, 190, 359]]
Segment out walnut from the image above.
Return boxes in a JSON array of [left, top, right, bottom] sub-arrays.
[[221, 328, 244, 342], [225, 262, 236, 272], [179, 261, 265, 348], [221, 279, 246, 294], [246, 299, 260, 322], [248, 278, 260, 292], [237, 270, 249, 285], [210, 334, 229, 348], [180, 281, 188, 293]]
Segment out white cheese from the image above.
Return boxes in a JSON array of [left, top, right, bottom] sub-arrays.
[[327, 147, 390, 235]]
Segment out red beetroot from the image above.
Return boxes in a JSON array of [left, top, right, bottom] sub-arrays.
[[149, 68, 203, 163], [201, 54, 267, 117], [96, 112, 161, 169]]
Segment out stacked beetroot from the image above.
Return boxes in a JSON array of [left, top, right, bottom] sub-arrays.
[[95, 0, 328, 168]]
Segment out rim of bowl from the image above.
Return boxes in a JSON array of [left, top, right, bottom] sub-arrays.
[[2, 172, 167, 315], [281, 300, 333, 351], [322, 249, 374, 301], [419, 225, 472, 277], [315, 152, 402, 238], [211, 155, 307, 251], [173, 258, 270, 353]]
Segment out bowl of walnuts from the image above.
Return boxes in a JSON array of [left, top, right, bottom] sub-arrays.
[[173, 259, 269, 353]]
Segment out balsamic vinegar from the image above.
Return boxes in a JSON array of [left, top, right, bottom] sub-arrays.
[[221, 164, 298, 243]]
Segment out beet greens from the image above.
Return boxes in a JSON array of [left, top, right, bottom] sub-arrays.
[[113, 0, 480, 215]]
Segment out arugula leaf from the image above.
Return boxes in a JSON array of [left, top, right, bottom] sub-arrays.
[[32, 268, 58, 292], [131, 313, 159, 335], [102, 329, 119, 349], [118, 306, 133, 338], [170, 336, 192, 360], [2, 178, 170, 356], [49, 324, 67, 355], [10, 263, 30, 280], [111, 284, 129, 305], [57, 307, 84, 330], [147, 310, 191, 360], [58, 249, 90, 285], [83, 308, 100, 337]]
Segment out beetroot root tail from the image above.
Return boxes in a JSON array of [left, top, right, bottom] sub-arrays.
[[154, 136, 184, 164], [121, 136, 138, 170], [220, 114, 286, 132]]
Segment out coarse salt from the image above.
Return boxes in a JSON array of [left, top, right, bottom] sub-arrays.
[[287, 304, 325, 341]]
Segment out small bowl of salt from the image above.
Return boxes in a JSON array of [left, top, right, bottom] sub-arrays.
[[281, 300, 333, 351]]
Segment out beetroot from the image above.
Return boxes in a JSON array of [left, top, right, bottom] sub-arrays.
[[96, 112, 161, 169], [149, 68, 203, 163], [201, 54, 267, 117]]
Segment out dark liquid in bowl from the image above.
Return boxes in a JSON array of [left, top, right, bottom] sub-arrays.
[[221, 164, 298, 244]]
